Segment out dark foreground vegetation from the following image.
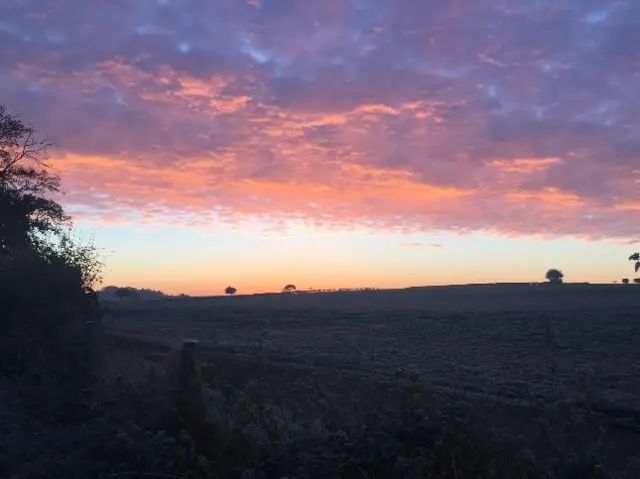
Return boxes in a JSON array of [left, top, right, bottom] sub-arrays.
[[2, 103, 640, 478]]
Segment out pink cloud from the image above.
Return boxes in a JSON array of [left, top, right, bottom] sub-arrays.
[[1, 0, 639, 241]]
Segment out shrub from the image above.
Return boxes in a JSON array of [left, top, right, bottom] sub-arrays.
[[0, 235, 104, 386]]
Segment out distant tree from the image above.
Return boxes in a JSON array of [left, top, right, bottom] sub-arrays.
[[101, 285, 119, 294], [634, 278, 640, 284], [545, 268, 564, 284], [622, 278, 630, 284], [100, 285, 170, 300], [630, 253, 639, 273], [225, 286, 237, 296], [282, 284, 296, 294], [114, 286, 139, 301]]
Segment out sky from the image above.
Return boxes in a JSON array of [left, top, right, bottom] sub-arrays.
[[1, 0, 639, 295]]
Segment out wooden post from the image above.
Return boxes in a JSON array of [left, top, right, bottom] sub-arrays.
[[176, 339, 206, 430]]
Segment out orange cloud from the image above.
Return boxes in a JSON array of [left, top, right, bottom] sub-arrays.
[[487, 157, 563, 174], [55, 144, 621, 243], [7, 54, 639, 242], [614, 202, 640, 212], [505, 187, 585, 208]]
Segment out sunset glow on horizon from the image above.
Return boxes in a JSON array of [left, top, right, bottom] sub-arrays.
[[2, 1, 638, 295]]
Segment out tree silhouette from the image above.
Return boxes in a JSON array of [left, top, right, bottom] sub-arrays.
[[0, 105, 68, 257], [0, 105, 104, 386], [225, 286, 237, 296], [282, 284, 296, 294], [629, 253, 639, 273], [545, 268, 564, 284], [622, 278, 630, 284], [114, 286, 139, 301]]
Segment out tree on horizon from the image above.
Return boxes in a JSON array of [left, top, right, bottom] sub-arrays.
[[545, 268, 564, 284], [114, 286, 140, 301], [630, 252, 639, 273], [282, 284, 296, 294], [225, 286, 237, 296]]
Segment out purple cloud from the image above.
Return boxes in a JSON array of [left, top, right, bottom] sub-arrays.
[[0, 0, 638, 240]]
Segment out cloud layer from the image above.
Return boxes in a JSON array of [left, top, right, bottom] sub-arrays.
[[1, 0, 639, 240]]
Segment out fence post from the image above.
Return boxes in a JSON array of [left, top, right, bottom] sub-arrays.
[[176, 339, 206, 430]]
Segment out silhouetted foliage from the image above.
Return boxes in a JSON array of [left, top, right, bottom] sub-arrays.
[[282, 284, 296, 293], [629, 252, 639, 273], [622, 278, 630, 284], [114, 286, 141, 301], [634, 278, 640, 284], [0, 105, 69, 258], [0, 105, 104, 386], [100, 285, 168, 301], [545, 268, 564, 284], [225, 285, 237, 296], [0, 246, 101, 382], [32, 230, 104, 288]]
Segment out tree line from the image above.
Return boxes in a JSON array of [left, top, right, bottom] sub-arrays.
[[99, 285, 176, 301]]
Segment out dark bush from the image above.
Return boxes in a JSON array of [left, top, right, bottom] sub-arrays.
[[0, 239, 103, 386]]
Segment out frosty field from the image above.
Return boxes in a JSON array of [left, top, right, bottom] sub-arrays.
[[103, 284, 640, 416]]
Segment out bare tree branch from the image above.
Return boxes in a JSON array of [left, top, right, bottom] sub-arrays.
[[0, 104, 66, 253], [0, 105, 56, 192]]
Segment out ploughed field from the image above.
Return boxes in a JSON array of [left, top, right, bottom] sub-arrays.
[[102, 284, 640, 418]]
